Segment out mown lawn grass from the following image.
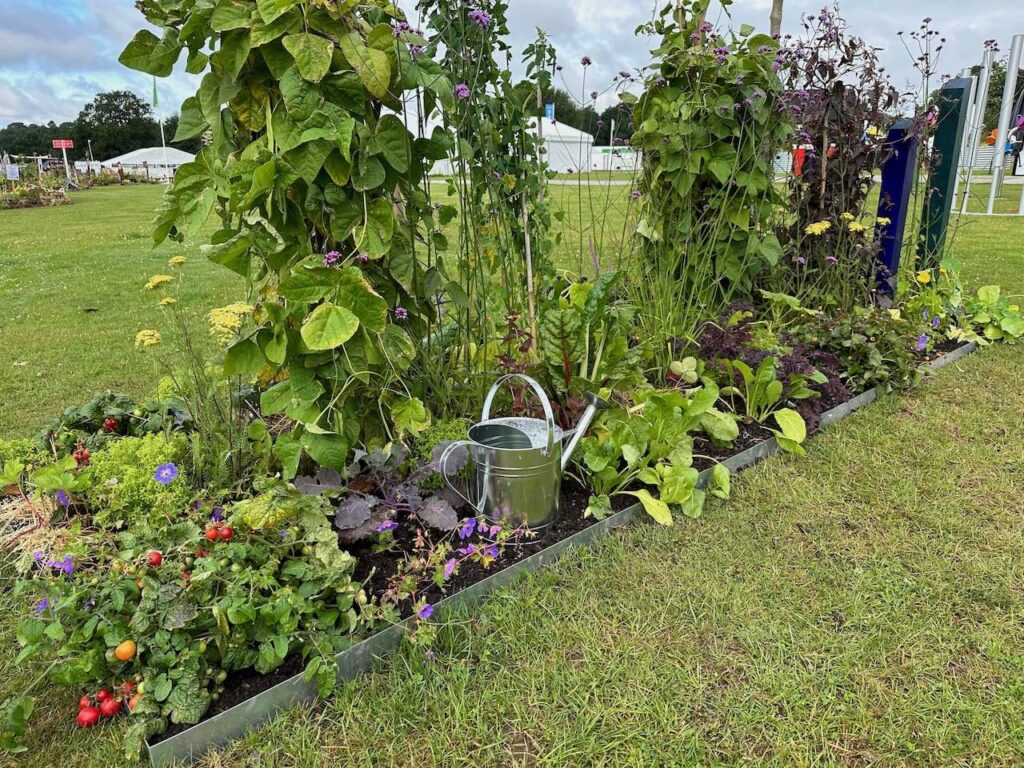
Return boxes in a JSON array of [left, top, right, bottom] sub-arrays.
[[1, 179, 1023, 768]]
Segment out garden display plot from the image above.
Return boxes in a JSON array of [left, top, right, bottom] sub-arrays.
[[3, 0, 1024, 766]]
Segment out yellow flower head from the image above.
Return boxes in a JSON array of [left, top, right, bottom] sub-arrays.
[[847, 221, 866, 233], [804, 220, 832, 236], [916, 271, 932, 285], [135, 330, 161, 348], [168, 256, 188, 267], [160, 297, 177, 306], [208, 303, 253, 345], [939, 265, 948, 275], [840, 212, 856, 222], [145, 274, 175, 291], [876, 217, 892, 226]]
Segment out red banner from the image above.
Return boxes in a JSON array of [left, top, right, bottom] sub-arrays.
[[52, 139, 74, 149]]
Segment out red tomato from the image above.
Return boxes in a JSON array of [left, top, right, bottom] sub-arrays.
[[99, 698, 122, 718], [103, 418, 117, 433], [79, 695, 92, 710], [76, 706, 101, 727], [205, 528, 219, 542], [96, 689, 111, 702], [219, 527, 234, 542], [147, 550, 163, 567]]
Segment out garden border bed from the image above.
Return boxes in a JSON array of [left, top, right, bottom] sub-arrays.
[[146, 341, 978, 767]]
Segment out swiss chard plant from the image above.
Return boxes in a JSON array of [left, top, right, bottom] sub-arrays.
[[577, 383, 735, 524], [718, 357, 817, 455]]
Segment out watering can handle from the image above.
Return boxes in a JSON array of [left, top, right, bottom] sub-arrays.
[[480, 373, 556, 457], [438, 440, 479, 512]]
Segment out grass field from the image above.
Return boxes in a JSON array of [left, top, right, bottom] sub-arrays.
[[1, 181, 1024, 767]]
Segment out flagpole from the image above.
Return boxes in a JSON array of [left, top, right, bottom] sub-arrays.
[[154, 76, 170, 185]]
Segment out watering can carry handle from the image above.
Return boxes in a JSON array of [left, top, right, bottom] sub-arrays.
[[438, 440, 480, 512], [480, 373, 556, 457]]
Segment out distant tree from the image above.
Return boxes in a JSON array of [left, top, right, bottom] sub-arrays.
[[972, 60, 1024, 134], [71, 90, 160, 160], [592, 103, 634, 146]]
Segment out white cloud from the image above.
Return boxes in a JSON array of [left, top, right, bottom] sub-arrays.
[[1, 0, 1021, 126]]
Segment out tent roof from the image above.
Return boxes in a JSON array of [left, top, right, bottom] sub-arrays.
[[101, 147, 195, 166], [529, 118, 594, 144]]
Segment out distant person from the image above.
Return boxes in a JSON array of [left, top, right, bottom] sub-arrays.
[[116, 163, 125, 185]]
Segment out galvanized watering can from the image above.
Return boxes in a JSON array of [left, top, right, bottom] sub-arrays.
[[440, 374, 609, 529]]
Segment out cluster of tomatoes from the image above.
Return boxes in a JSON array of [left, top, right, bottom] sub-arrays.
[[76, 678, 141, 728], [204, 521, 234, 543], [102, 417, 118, 433]]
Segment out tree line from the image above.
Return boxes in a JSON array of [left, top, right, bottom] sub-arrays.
[[0, 90, 201, 161]]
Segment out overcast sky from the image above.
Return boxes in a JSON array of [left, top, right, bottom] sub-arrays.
[[1, 0, 1019, 127]]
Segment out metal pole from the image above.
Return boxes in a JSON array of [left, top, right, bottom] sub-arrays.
[[962, 49, 994, 214], [987, 34, 1023, 214]]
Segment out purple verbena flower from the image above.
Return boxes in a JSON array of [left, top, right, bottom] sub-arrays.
[[154, 463, 178, 485], [323, 250, 342, 268], [394, 307, 409, 321], [826, 255, 838, 265], [356, 251, 369, 263], [654, 76, 667, 87], [392, 21, 412, 37], [580, 56, 592, 67], [468, 8, 492, 28], [630, 190, 642, 201], [455, 83, 471, 100]]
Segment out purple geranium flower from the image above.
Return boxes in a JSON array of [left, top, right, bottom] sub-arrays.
[[916, 334, 928, 352], [483, 545, 500, 559], [458, 517, 477, 540], [443, 558, 456, 579], [210, 506, 224, 523], [55, 489, 69, 507], [417, 603, 434, 620], [376, 520, 399, 533], [931, 317, 941, 328], [154, 463, 178, 485], [455, 83, 471, 100], [457, 543, 477, 556], [34, 597, 50, 614], [33, 550, 45, 563]]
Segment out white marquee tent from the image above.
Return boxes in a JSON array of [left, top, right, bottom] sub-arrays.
[[429, 118, 594, 175], [101, 146, 195, 180]]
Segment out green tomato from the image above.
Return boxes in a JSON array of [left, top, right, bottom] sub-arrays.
[[214, 671, 227, 684], [301, 546, 313, 557], [198, 640, 208, 654], [219, 558, 230, 569], [137, 681, 146, 694], [355, 589, 368, 607], [230, 563, 242, 574], [132, 409, 144, 418], [185, 557, 195, 568]]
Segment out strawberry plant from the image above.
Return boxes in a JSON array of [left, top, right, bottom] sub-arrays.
[[4, 482, 367, 758]]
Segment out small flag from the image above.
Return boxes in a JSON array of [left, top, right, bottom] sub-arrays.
[[152, 76, 159, 108], [545, 103, 555, 121]]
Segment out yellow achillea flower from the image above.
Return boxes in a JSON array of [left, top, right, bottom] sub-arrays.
[[847, 221, 866, 233], [135, 330, 161, 348], [804, 221, 832, 236], [876, 217, 892, 226], [145, 275, 175, 290], [840, 212, 855, 221], [168, 256, 188, 267], [160, 297, 177, 306], [208, 303, 253, 344], [916, 271, 932, 284]]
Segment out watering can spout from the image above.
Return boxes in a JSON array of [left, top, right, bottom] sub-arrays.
[[560, 392, 611, 472]]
